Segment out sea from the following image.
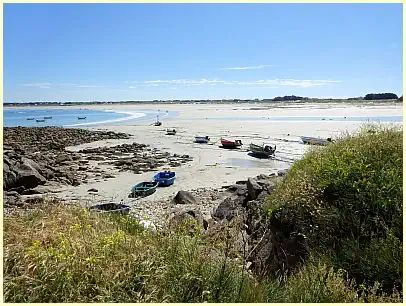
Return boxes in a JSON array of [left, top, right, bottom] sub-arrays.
[[3, 107, 402, 128], [3, 108, 178, 128]]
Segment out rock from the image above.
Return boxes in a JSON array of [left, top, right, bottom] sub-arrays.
[[247, 177, 262, 200], [249, 230, 308, 276], [88, 188, 98, 192], [167, 209, 206, 234], [55, 153, 72, 164], [14, 160, 46, 189], [212, 194, 246, 221], [174, 191, 198, 204]]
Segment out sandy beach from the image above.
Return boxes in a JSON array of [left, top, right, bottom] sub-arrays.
[[4, 102, 402, 227]]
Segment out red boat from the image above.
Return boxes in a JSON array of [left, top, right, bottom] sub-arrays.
[[221, 138, 243, 149]]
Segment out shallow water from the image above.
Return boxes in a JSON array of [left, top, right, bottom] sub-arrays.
[[3, 108, 178, 127]]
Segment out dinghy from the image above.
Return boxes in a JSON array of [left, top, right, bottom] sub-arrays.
[[300, 136, 332, 146], [249, 143, 276, 157], [166, 129, 176, 135], [221, 138, 242, 149], [153, 171, 176, 186], [130, 181, 158, 198], [195, 136, 210, 143]]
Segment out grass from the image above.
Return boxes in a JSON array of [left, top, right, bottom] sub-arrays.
[[266, 124, 403, 292]]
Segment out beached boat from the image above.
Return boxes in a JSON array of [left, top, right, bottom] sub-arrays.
[[130, 181, 158, 198], [89, 202, 130, 215], [249, 143, 276, 157], [221, 138, 242, 149], [26, 117, 35, 120], [154, 115, 162, 126], [43, 116, 52, 119], [153, 171, 176, 186], [195, 136, 210, 143], [78, 116, 87, 120], [300, 136, 332, 146], [36, 119, 46, 122], [166, 129, 176, 135]]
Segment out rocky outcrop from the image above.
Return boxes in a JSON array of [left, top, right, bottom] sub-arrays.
[[174, 191, 198, 204], [167, 209, 208, 234]]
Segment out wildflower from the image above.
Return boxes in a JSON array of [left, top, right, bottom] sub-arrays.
[[86, 224, 92, 229]]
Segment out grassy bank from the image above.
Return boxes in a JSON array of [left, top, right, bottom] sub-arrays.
[[266, 125, 403, 294], [4, 125, 402, 302]]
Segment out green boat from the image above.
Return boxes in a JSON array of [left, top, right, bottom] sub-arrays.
[[130, 181, 158, 198]]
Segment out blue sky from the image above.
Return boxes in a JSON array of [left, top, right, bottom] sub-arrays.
[[4, 3, 403, 102]]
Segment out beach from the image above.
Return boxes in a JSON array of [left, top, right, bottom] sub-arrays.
[[4, 102, 403, 226]]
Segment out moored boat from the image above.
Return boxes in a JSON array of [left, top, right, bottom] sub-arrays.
[[78, 116, 87, 120], [221, 138, 242, 149], [26, 117, 35, 120], [166, 129, 176, 135], [300, 136, 332, 146], [130, 181, 158, 198], [89, 202, 130, 215], [153, 171, 176, 186], [43, 116, 52, 119], [36, 119, 46, 122], [249, 143, 276, 157], [195, 136, 210, 143]]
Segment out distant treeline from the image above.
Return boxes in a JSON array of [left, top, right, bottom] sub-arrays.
[[4, 93, 402, 106], [364, 93, 398, 100]]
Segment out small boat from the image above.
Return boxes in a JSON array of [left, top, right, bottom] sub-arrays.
[[89, 202, 130, 215], [36, 119, 46, 122], [26, 117, 35, 120], [154, 115, 162, 126], [195, 136, 210, 143], [130, 181, 158, 198], [249, 143, 276, 157], [78, 116, 87, 120], [166, 129, 176, 135], [43, 116, 52, 119], [300, 136, 332, 146], [221, 138, 243, 149], [153, 171, 176, 186]]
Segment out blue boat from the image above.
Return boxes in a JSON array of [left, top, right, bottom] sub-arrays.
[[153, 171, 176, 186]]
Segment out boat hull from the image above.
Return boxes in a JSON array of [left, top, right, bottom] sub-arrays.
[[249, 143, 276, 157], [300, 136, 331, 146], [154, 171, 176, 186], [221, 138, 242, 148], [130, 182, 158, 197], [195, 136, 210, 143]]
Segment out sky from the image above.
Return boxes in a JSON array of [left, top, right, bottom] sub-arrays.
[[3, 3, 403, 102]]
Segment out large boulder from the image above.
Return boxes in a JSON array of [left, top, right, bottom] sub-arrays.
[[247, 177, 262, 200], [212, 194, 246, 221], [174, 190, 197, 204], [14, 160, 46, 189]]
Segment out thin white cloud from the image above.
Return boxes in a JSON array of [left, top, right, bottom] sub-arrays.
[[221, 65, 272, 70], [21, 83, 52, 88], [130, 78, 341, 88], [128, 86, 137, 89]]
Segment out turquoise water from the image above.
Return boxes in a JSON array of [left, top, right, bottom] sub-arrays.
[[3, 108, 178, 127]]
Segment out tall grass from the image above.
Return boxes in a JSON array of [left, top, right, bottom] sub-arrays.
[[266, 125, 403, 291]]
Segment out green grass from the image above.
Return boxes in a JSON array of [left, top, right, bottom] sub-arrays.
[[266, 125, 403, 291]]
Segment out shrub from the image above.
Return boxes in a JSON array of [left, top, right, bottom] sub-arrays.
[[266, 125, 403, 290]]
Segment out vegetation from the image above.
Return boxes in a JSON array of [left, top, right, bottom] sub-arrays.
[[4, 125, 402, 302], [364, 93, 399, 100], [266, 125, 403, 293]]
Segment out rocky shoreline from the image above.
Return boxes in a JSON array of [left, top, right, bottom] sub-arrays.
[[3, 127, 193, 207]]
